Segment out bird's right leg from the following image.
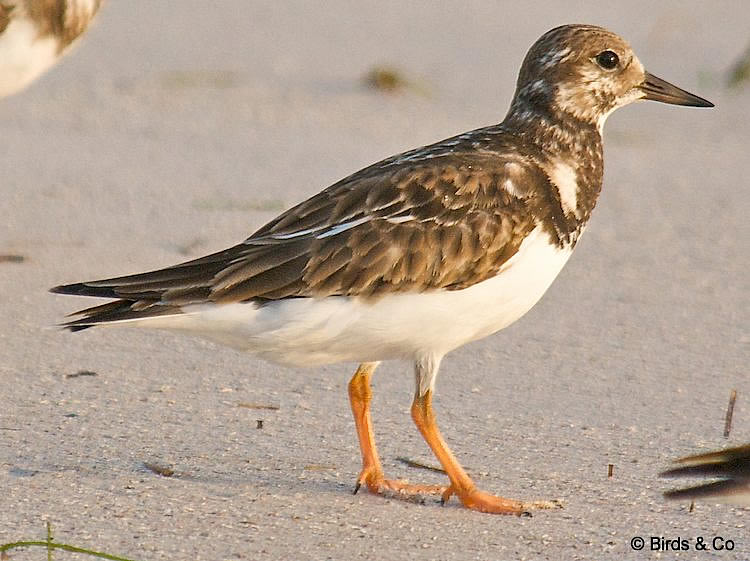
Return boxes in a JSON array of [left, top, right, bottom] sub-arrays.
[[348, 362, 444, 498]]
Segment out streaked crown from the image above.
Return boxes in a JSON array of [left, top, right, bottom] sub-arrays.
[[509, 24, 646, 130]]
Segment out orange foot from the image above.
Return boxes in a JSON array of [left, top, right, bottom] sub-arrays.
[[441, 486, 524, 515], [441, 486, 563, 515], [354, 466, 445, 501]]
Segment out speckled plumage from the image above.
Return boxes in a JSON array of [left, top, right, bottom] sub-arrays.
[[28, 0, 101, 50], [52, 24, 713, 514], [0, 0, 100, 97]]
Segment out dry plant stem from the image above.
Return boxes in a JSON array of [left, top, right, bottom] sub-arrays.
[[723, 389, 737, 438]]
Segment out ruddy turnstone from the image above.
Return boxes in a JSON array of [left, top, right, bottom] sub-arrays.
[[661, 444, 750, 506], [0, 0, 101, 98], [51, 24, 713, 514]]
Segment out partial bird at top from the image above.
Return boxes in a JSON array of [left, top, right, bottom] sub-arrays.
[[0, 0, 101, 97]]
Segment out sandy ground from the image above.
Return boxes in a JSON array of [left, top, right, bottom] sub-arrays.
[[1, 1, 748, 559]]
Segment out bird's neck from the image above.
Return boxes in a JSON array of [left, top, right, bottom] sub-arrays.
[[501, 104, 605, 247]]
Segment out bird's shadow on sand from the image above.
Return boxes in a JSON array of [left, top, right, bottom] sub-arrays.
[[7, 458, 357, 498]]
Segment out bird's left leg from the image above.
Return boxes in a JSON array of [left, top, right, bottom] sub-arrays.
[[410, 354, 526, 514], [348, 362, 444, 498]]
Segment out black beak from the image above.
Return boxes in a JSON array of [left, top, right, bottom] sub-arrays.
[[639, 72, 713, 107]]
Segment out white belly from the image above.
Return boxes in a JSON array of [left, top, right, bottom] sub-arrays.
[[142, 227, 573, 365]]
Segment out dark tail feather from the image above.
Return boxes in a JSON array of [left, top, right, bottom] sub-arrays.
[[50, 282, 119, 298], [660, 444, 750, 479], [55, 297, 182, 331], [661, 461, 741, 479], [662, 479, 747, 502], [660, 444, 750, 504]]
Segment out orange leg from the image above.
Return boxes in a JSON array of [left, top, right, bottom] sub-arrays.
[[410, 390, 525, 515], [348, 363, 444, 498]]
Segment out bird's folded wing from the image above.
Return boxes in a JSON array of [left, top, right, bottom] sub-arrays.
[[52, 153, 541, 317]]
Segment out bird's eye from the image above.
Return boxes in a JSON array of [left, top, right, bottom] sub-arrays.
[[595, 50, 619, 70]]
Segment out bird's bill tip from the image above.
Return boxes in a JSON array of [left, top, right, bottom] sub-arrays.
[[639, 71, 714, 107]]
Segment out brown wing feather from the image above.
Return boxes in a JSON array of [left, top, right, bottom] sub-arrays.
[[53, 135, 547, 328], [216, 156, 535, 301]]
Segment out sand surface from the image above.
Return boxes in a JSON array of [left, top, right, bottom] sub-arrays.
[[1, 1, 748, 559]]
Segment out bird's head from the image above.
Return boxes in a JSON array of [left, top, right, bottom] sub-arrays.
[[509, 24, 713, 132]]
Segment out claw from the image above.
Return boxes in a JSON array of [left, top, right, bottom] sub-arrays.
[[441, 486, 455, 506]]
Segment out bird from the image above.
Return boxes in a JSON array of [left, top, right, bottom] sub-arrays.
[[661, 444, 750, 506], [0, 0, 101, 98], [51, 24, 713, 515]]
